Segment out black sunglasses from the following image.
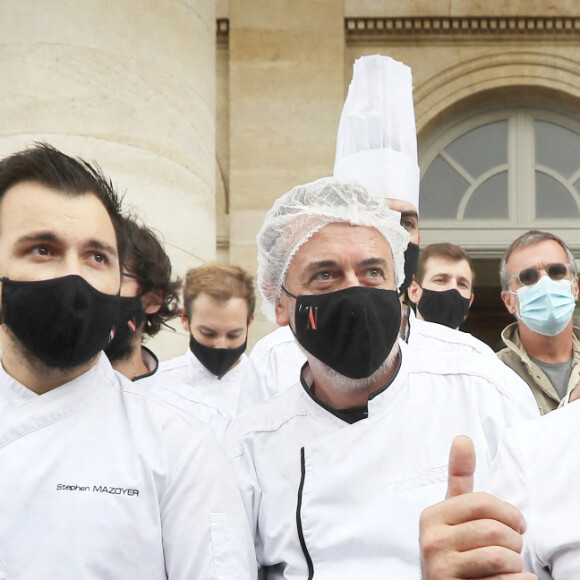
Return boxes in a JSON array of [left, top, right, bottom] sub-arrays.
[[511, 262, 570, 286]]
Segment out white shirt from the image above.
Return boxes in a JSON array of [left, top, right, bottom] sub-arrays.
[[238, 311, 500, 414], [159, 348, 248, 428], [407, 310, 496, 355], [225, 341, 538, 579], [0, 355, 256, 579], [490, 401, 580, 579]]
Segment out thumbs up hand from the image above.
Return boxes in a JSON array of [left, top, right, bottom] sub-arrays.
[[445, 434, 476, 499], [420, 436, 538, 580]]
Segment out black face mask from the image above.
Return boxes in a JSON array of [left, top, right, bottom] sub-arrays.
[[417, 288, 471, 329], [189, 334, 247, 377], [104, 295, 146, 361], [1, 275, 120, 368], [284, 286, 401, 379], [398, 242, 420, 297]]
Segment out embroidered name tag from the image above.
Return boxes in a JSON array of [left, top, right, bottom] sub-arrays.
[[56, 483, 140, 496]]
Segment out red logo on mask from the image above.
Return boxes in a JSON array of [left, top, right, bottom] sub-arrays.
[[308, 307, 318, 330]]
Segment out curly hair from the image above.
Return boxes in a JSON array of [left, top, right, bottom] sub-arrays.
[[122, 216, 181, 336]]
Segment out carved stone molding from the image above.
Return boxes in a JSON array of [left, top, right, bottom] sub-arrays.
[[217, 16, 580, 42], [346, 16, 580, 40]]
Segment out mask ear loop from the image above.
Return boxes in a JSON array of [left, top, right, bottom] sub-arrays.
[[281, 285, 298, 299]]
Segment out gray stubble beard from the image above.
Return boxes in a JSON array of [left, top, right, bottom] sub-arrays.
[[302, 341, 400, 392]]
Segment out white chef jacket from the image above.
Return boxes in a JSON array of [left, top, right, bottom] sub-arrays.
[[489, 401, 580, 579], [238, 311, 500, 413], [225, 341, 538, 579], [135, 351, 230, 441], [159, 348, 248, 427], [237, 326, 304, 413], [407, 310, 496, 355], [0, 354, 256, 580]]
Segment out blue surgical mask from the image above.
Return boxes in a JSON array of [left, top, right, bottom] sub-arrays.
[[514, 275, 576, 336]]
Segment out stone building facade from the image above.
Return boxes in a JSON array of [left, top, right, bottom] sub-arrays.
[[1, 1, 579, 353], [218, 0, 580, 346]]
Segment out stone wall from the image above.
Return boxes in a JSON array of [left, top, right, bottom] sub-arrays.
[[0, 0, 217, 358]]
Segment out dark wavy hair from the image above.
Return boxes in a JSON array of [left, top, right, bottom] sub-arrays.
[[0, 142, 127, 263], [122, 216, 181, 336]]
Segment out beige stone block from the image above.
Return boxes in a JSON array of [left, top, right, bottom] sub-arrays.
[[0, 1, 216, 187], [230, 63, 343, 101], [230, 170, 305, 211], [229, 209, 267, 248], [2, 0, 215, 84], [229, 243, 260, 276], [231, 29, 342, 65], [231, 0, 343, 29], [231, 99, 339, 160], [0, 45, 215, 186], [229, 0, 345, 213], [217, 0, 229, 18]]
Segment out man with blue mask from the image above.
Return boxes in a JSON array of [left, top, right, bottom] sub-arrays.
[[498, 229, 580, 414]]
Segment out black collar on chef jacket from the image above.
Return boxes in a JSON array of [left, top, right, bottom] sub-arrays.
[[299, 353, 401, 424]]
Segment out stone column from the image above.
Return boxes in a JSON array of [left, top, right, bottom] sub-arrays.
[[228, 0, 345, 343], [0, 0, 216, 358]]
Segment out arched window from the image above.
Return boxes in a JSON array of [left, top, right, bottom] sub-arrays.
[[419, 108, 580, 254]]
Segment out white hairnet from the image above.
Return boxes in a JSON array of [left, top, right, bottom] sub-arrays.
[[257, 177, 410, 322]]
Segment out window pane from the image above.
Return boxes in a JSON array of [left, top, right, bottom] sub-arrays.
[[535, 120, 580, 180], [536, 172, 580, 218], [463, 172, 508, 219], [444, 121, 508, 179], [420, 156, 469, 218]]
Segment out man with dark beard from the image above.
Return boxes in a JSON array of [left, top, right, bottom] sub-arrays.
[[0, 144, 256, 579], [223, 177, 538, 580], [105, 217, 233, 440], [105, 216, 180, 381]]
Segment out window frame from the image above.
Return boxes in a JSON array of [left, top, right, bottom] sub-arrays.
[[418, 106, 580, 256]]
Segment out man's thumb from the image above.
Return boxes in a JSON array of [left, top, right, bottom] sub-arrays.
[[445, 435, 476, 499]]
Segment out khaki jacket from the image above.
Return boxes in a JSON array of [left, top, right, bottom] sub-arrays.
[[497, 322, 580, 414]]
